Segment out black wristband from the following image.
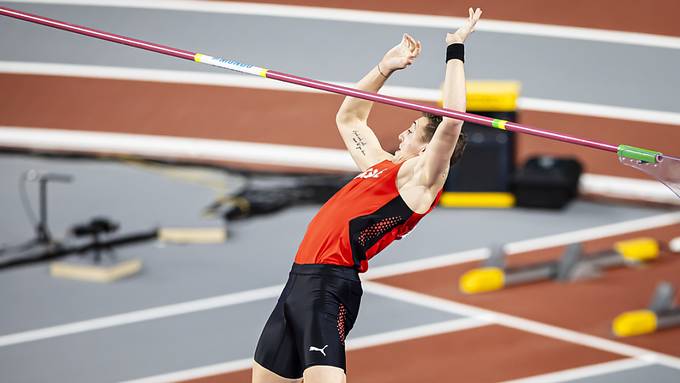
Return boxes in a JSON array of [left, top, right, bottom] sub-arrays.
[[446, 43, 464, 63]]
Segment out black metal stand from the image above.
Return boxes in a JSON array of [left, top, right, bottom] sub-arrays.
[[36, 178, 51, 244], [0, 229, 158, 269]]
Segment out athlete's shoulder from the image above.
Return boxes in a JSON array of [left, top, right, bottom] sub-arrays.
[[395, 157, 422, 183], [397, 157, 443, 213], [400, 156, 447, 190]]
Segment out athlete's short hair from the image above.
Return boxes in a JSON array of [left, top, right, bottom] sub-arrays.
[[421, 112, 467, 165]]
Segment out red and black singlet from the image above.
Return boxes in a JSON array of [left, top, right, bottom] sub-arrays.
[[294, 159, 441, 272]]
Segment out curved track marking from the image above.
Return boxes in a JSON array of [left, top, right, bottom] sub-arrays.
[[1, 212, 677, 349]]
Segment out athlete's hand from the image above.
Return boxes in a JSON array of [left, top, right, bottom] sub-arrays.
[[446, 7, 482, 44], [380, 33, 422, 74]]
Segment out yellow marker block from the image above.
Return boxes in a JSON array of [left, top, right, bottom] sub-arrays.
[[50, 259, 142, 283], [459, 267, 505, 294], [440, 192, 515, 208], [259, 68, 269, 78], [438, 81, 521, 112], [612, 310, 657, 337], [194, 53, 204, 63], [158, 227, 227, 244], [615, 237, 659, 262]]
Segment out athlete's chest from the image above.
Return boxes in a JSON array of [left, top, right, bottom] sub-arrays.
[[346, 163, 400, 196]]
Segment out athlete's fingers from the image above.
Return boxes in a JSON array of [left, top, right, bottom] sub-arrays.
[[407, 35, 419, 56], [473, 8, 482, 32], [473, 8, 482, 23], [400, 33, 408, 48], [405, 33, 416, 51]]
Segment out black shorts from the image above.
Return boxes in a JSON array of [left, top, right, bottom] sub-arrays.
[[254, 263, 363, 379]]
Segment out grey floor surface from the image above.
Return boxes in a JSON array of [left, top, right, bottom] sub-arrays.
[[0, 153, 671, 334], [2, 2, 679, 113]]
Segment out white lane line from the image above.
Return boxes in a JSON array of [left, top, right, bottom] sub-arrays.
[[364, 248, 490, 280], [501, 358, 653, 383], [580, 174, 680, 205], [362, 281, 680, 371], [346, 316, 486, 350], [0, 127, 358, 171], [502, 211, 680, 255], [2, 61, 680, 126], [3, 0, 680, 49], [120, 317, 488, 383], [1, 124, 678, 203], [0, 62, 313, 93], [517, 97, 680, 126], [0, 284, 284, 348], [365, 210, 680, 279], [0, 212, 677, 348], [121, 357, 253, 383]]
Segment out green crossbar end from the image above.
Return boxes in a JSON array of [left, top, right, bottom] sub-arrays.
[[617, 145, 661, 163]]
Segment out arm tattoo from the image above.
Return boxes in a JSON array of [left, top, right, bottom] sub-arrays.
[[351, 130, 368, 156]]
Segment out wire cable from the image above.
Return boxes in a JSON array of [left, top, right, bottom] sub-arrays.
[[19, 171, 38, 229], [0, 173, 40, 256]]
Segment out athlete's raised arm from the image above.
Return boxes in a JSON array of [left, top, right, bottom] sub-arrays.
[[419, 8, 482, 188], [336, 34, 422, 171]]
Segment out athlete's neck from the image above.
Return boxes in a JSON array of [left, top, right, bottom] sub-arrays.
[[392, 152, 419, 164]]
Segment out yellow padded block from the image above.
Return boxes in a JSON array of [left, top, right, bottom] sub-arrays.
[[439, 81, 521, 112], [614, 237, 659, 262], [440, 192, 516, 208], [612, 309, 657, 337], [459, 267, 505, 294]]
